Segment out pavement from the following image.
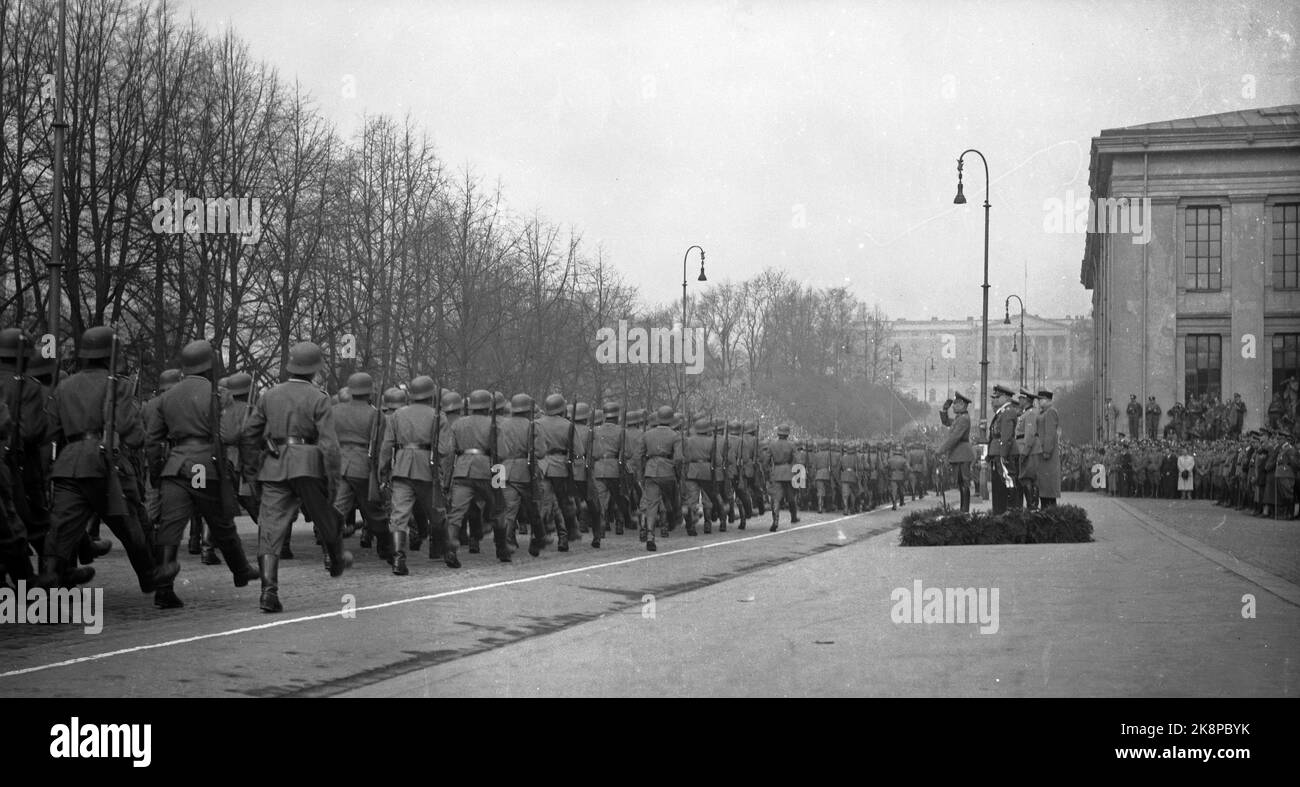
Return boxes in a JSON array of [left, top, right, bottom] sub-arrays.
[[1, 492, 1296, 697]]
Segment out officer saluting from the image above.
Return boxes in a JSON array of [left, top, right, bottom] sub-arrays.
[[938, 391, 976, 512], [239, 341, 352, 613]]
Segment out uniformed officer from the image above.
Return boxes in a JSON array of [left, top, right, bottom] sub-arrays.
[[886, 444, 909, 510], [439, 389, 470, 550], [682, 417, 716, 535], [1, 329, 51, 556], [0, 399, 33, 584], [332, 372, 394, 564], [381, 375, 454, 573], [497, 393, 541, 553], [38, 327, 176, 594], [938, 391, 976, 512], [625, 409, 647, 529], [534, 393, 583, 550], [239, 341, 352, 613], [445, 389, 504, 565], [1034, 389, 1061, 507], [569, 401, 602, 540], [765, 424, 799, 530], [742, 421, 765, 516], [1145, 396, 1162, 441], [987, 384, 1019, 514], [840, 443, 859, 513], [1126, 394, 1141, 439], [147, 340, 261, 607], [1014, 389, 1039, 509], [727, 420, 752, 528], [591, 402, 631, 536]]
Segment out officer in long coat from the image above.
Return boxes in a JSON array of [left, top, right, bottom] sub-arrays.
[[239, 341, 352, 612], [938, 392, 976, 512], [1015, 389, 1039, 508], [1034, 389, 1062, 506]]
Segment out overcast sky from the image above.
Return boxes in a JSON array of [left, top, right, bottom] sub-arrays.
[[180, 0, 1298, 320]]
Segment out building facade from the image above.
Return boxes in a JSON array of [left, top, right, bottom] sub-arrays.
[[1081, 105, 1300, 437]]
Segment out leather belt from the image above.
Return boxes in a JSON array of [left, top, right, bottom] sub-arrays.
[[67, 431, 105, 442], [599, 453, 620, 459], [341, 441, 370, 448], [547, 450, 568, 456], [402, 442, 432, 451], [169, 437, 212, 448], [271, 437, 316, 446], [459, 448, 485, 456]]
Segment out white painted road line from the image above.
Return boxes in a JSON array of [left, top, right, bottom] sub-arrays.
[[0, 508, 888, 679]]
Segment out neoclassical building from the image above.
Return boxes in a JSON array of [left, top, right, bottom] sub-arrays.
[[1081, 105, 1300, 435]]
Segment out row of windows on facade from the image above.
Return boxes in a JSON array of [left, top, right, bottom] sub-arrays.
[[1183, 333, 1298, 400], [1184, 203, 1297, 291]]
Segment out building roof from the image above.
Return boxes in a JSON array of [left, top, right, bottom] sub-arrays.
[[1100, 105, 1299, 134]]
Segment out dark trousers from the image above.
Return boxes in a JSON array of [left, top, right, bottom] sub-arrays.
[[257, 476, 344, 556], [6, 452, 49, 550], [988, 457, 1009, 514], [641, 477, 681, 535], [950, 462, 971, 512], [46, 476, 156, 581], [449, 478, 503, 549]]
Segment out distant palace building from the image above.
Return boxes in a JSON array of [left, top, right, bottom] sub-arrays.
[[882, 314, 1092, 405], [1081, 105, 1300, 435]]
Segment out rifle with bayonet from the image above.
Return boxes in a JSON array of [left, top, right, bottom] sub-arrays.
[[566, 392, 576, 481], [210, 343, 238, 520], [101, 331, 129, 518], [368, 374, 387, 502]]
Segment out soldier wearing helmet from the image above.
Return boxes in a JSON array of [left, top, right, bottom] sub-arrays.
[[724, 420, 751, 529], [379, 374, 454, 573], [38, 326, 179, 597], [681, 417, 717, 535], [765, 425, 799, 530], [495, 393, 542, 553], [146, 339, 261, 607], [444, 389, 506, 566], [637, 405, 684, 550], [568, 401, 602, 544], [0, 328, 51, 575], [592, 401, 631, 537], [239, 341, 352, 612], [532, 393, 584, 551], [331, 371, 394, 566], [221, 372, 263, 528]]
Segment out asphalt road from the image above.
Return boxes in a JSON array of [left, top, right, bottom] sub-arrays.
[[3, 492, 1296, 697]]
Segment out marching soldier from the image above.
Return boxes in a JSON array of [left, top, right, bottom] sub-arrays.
[[446, 389, 505, 564], [38, 326, 176, 594], [223, 373, 262, 523], [1, 329, 51, 556], [765, 424, 799, 530], [906, 442, 928, 501], [682, 417, 717, 534], [332, 372, 394, 564], [638, 406, 684, 550], [938, 391, 975, 512], [987, 384, 1019, 514], [840, 443, 859, 513], [239, 341, 352, 613], [147, 340, 261, 608], [592, 402, 631, 536], [812, 439, 832, 513], [743, 421, 765, 516], [728, 420, 752, 529], [625, 408, 647, 529], [887, 444, 909, 510], [533, 394, 583, 550], [497, 393, 541, 554], [380, 375, 453, 573], [569, 402, 601, 539]]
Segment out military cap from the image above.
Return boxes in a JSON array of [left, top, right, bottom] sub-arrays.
[[952, 390, 972, 404], [408, 376, 437, 402], [467, 389, 492, 412], [574, 402, 592, 423], [511, 393, 535, 414], [346, 372, 374, 396], [180, 339, 214, 374], [656, 405, 675, 425], [694, 417, 711, 432], [627, 408, 646, 427], [494, 391, 508, 414], [76, 326, 116, 360], [286, 341, 324, 375], [776, 424, 791, 436], [1018, 388, 1036, 400], [383, 386, 408, 410], [1037, 389, 1054, 400], [0, 328, 33, 361], [992, 384, 1016, 398], [226, 372, 253, 396], [544, 393, 567, 416], [441, 390, 462, 413]]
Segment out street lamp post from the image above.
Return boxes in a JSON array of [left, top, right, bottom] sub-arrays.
[[47, 0, 69, 378], [1004, 294, 1025, 392], [953, 149, 991, 441], [888, 344, 903, 434], [680, 245, 706, 409]]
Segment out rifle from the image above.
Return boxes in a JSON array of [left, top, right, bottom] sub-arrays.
[[210, 343, 238, 520], [489, 391, 499, 473], [368, 375, 387, 502], [101, 331, 128, 518], [710, 411, 719, 485], [566, 393, 576, 480], [5, 332, 25, 474], [526, 400, 537, 485]]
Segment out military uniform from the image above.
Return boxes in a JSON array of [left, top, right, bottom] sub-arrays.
[[1034, 390, 1062, 506], [331, 372, 392, 559], [381, 376, 454, 573], [238, 342, 351, 613], [986, 385, 1019, 514], [1126, 396, 1141, 438], [1, 330, 51, 555], [886, 446, 909, 509], [938, 392, 976, 512], [1015, 390, 1039, 508], [496, 394, 542, 553], [1145, 397, 1161, 441], [742, 421, 765, 515], [765, 426, 799, 530], [445, 390, 504, 564], [811, 440, 832, 513], [533, 394, 581, 550], [682, 419, 716, 534], [727, 421, 752, 527], [638, 407, 683, 550], [591, 403, 631, 536], [570, 402, 602, 538]]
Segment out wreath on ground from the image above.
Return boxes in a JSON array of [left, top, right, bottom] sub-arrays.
[[899, 504, 1094, 546]]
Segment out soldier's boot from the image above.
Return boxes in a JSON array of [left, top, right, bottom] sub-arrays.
[[0, 544, 35, 584], [259, 555, 282, 613], [359, 528, 373, 549], [280, 524, 295, 559], [200, 528, 222, 566], [469, 537, 481, 554], [375, 530, 395, 565], [494, 525, 512, 563], [557, 524, 570, 552], [321, 543, 333, 573], [391, 531, 409, 576], [153, 546, 184, 609], [444, 546, 461, 569], [187, 518, 203, 555], [457, 523, 470, 547], [35, 556, 84, 589], [770, 509, 779, 533], [638, 514, 649, 543], [326, 540, 353, 578], [646, 521, 657, 551], [76, 534, 113, 565], [217, 540, 259, 587], [506, 522, 519, 549], [788, 499, 800, 525], [341, 515, 357, 540], [123, 537, 168, 594]]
